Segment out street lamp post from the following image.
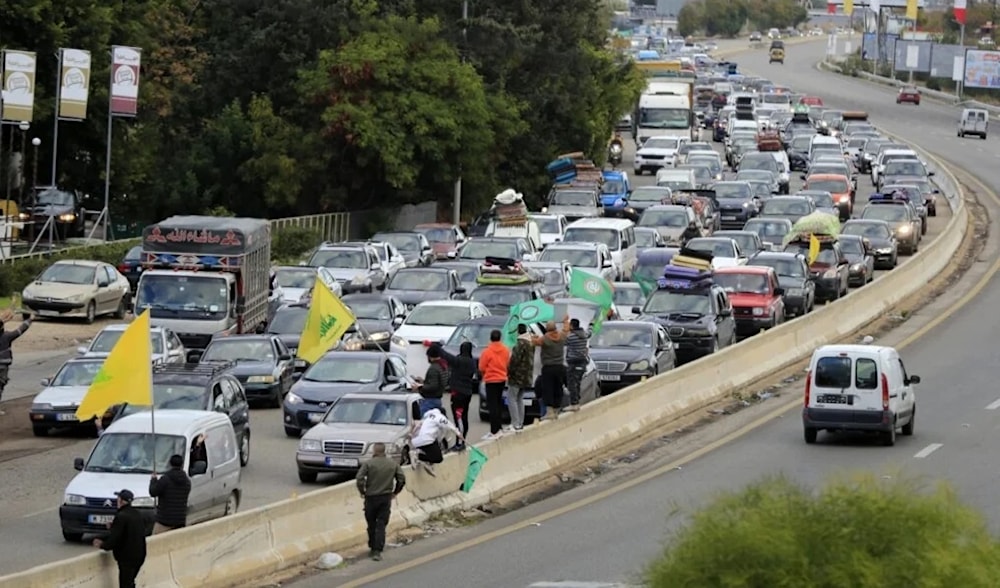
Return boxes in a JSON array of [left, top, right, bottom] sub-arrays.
[[31, 138, 40, 206], [10, 122, 29, 204]]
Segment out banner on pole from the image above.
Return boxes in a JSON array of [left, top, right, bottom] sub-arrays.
[[954, 0, 967, 26], [2, 50, 37, 122], [58, 49, 92, 120], [110, 46, 141, 117], [844, 0, 854, 16], [905, 0, 918, 20]]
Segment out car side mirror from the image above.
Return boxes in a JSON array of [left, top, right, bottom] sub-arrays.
[[76, 346, 87, 355], [800, 175, 807, 181], [40, 378, 51, 387], [392, 316, 403, 328], [927, 171, 935, 176], [454, 286, 467, 295], [187, 350, 204, 363], [279, 353, 292, 361], [97, 279, 110, 288], [292, 372, 303, 381], [719, 308, 733, 317], [190, 460, 208, 476], [906, 375, 921, 385], [631, 306, 642, 314], [385, 375, 400, 384], [371, 263, 381, 271], [391, 255, 404, 263], [74, 457, 85, 471], [446, 251, 457, 259], [774, 287, 785, 296]]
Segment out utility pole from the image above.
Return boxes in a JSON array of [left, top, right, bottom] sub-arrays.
[[453, 0, 469, 227]]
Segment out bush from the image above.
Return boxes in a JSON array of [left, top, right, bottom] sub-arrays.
[[272, 226, 321, 263], [0, 240, 140, 298], [646, 475, 1000, 587]]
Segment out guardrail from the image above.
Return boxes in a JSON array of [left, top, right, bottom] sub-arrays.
[[0, 212, 353, 264], [0, 128, 970, 587]]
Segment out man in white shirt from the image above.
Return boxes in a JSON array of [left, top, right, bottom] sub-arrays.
[[409, 408, 464, 476]]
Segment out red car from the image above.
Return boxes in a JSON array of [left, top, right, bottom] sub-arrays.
[[713, 266, 786, 338], [799, 95, 824, 107], [896, 86, 921, 105]]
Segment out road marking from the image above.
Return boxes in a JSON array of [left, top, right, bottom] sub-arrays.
[[336, 57, 1000, 588], [913, 443, 943, 459], [984, 398, 1000, 410], [22, 505, 58, 519]]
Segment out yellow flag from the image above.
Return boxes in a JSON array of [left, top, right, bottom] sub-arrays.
[[905, 0, 917, 20], [808, 235, 821, 265], [297, 280, 356, 364], [844, 0, 854, 15], [75, 310, 154, 420]]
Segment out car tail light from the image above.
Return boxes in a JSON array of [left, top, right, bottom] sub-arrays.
[[117, 263, 129, 272], [804, 371, 812, 406], [881, 374, 890, 410]]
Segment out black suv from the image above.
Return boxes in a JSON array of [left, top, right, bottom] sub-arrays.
[[635, 283, 737, 364], [110, 362, 252, 466]]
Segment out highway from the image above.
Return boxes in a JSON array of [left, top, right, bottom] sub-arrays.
[[285, 41, 1000, 587], [0, 40, 955, 576]]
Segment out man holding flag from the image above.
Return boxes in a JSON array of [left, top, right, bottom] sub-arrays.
[[567, 268, 616, 334]]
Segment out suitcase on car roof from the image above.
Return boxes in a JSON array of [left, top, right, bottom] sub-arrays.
[[670, 255, 713, 271], [547, 158, 577, 181]]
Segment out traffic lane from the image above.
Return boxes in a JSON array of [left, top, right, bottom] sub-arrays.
[[4, 351, 80, 403]]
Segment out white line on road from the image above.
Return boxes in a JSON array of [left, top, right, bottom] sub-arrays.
[[913, 443, 943, 459], [985, 398, 1000, 410], [22, 505, 58, 519]]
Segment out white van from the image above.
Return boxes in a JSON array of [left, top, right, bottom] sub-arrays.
[[562, 218, 637, 280], [802, 344, 920, 446], [485, 218, 543, 252], [808, 135, 842, 161], [60, 410, 242, 541], [656, 168, 697, 191], [957, 108, 988, 139]]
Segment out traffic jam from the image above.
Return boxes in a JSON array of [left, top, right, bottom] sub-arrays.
[[18, 45, 943, 544]]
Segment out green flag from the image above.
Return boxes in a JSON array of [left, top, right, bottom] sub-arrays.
[[462, 446, 489, 493], [503, 299, 556, 347], [568, 269, 614, 309], [635, 273, 658, 297]]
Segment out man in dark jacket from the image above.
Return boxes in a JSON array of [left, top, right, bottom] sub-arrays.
[[93, 489, 147, 588], [564, 319, 591, 411], [434, 341, 475, 449], [149, 454, 192, 534], [356, 442, 406, 561], [418, 345, 450, 416], [0, 309, 32, 414]]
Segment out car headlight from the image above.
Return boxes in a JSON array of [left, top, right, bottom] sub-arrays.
[[823, 269, 838, 279], [32, 403, 53, 411], [686, 328, 711, 337], [343, 339, 364, 351], [786, 288, 804, 296], [58, 213, 76, 222], [850, 263, 862, 272], [18, 212, 29, 220], [628, 360, 650, 371], [877, 247, 893, 254], [247, 375, 276, 384], [351, 275, 367, 284], [897, 225, 911, 234], [64, 494, 86, 506], [391, 336, 408, 347], [286, 392, 303, 405], [299, 439, 321, 452], [752, 307, 765, 316], [369, 331, 390, 342], [132, 497, 155, 508]]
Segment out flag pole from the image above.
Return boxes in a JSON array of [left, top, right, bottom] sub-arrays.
[[148, 313, 157, 477]]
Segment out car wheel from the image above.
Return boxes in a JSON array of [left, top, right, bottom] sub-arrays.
[[224, 492, 239, 515], [113, 296, 128, 320], [804, 428, 818, 444], [958, 131, 964, 137], [284, 426, 299, 438], [298, 470, 318, 483], [881, 425, 896, 446], [84, 301, 96, 324], [711, 337, 720, 353], [239, 431, 251, 467], [62, 530, 84, 542], [902, 406, 915, 436], [32, 425, 48, 437]]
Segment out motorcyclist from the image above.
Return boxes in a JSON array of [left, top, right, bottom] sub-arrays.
[[608, 133, 624, 167], [0, 308, 33, 415], [609, 133, 624, 150]]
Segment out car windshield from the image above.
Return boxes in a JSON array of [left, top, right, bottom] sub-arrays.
[[325, 398, 408, 426], [470, 288, 531, 310], [847, 138, 867, 149], [749, 182, 772, 198], [863, 206, 907, 222], [840, 239, 864, 254], [51, 361, 104, 387], [309, 249, 368, 269], [451, 265, 479, 283], [659, 179, 696, 190], [405, 305, 469, 327], [417, 227, 456, 243], [644, 290, 711, 314], [638, 107, 690, 129], [534, 267, 566, 286], [388, 270, 449, 291], [268, 306, 309, 333], [751, 257, 805, 278], [688, 156, 719, 169], [550, 191, 595, 207], [790, 137, 812, 150], [40, 263, 95, 285], [807, 179, 849, 194], [635, 230, 659, 248], [745, 220, 790, 239], [136, 274, 228, 318], [447, 323, 498, 347], [843, 223, 890, 239], [121, 384, 207, 415], [124, 246, 141, 261], [718, 234, 757, 253], [737, 170, 773, 183], [787, 244, 838, 265], [714, 272, 769, 294], [274, 269, 317, 289], [644, 137, 681, 150], [202, 339, 274, 363], [715, 184, 751, 199], [639, 210, 689, 228], [592, 325, 654, 348], [808, 192, 835, 208], [687, 239, 736, 257], [374, 233, 421, 253], [884, 161, 925, 176], [89, 330, 164, 354], [532, 217, 561, 233], [539, 247, 599, 267], [602, 180, 626, 195], [613, 286, 645, 307], [305, 356, 380, 383], [764, 199, 810, 215], [344, 299, 392, 320], [562, 228, 620, 250], [460, 241, 518, 260], [85, 433, 186, 474], [36, 189, 74, 206]]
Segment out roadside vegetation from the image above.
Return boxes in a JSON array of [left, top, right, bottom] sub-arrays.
[[677, 0, 808, 38], [647, 475, 1000, 587]]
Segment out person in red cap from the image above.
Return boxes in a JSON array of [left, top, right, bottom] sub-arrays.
[[93, 489, 147, 588]]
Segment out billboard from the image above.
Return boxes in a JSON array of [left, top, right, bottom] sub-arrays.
[[893, 40, 932, 73], [110, 46, 142, 116], [1, 50, 37, 122], [826, 0, 924, 7], [964, 49, 1000, 89], [862, 33, 898, 62], [929, 44, 965, 79], [58, 49, 91, 120]]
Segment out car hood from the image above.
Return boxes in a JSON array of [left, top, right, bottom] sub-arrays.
[[83, 350, 168, 363], [27, 203, 74, 217], [218, 361, 274, 377], [844, 252, 867, 264], [66, 472, 158, 501], [302, 423, 406, 443], [547, 205, 601, 218], [727, 292, 775, 306], [711, 257, 742, 269], [386, 289, 446, 306], [776, 276, 807, 289], [290, 379, 380, 402], [636, 147, 677, 158], [280, 288, 308, 303], [34, 385, 90, 407], [864, 237, 894, 249], [325, 268, 371, 282], [345, 319, 395, 337], [590, 347, 648, 363], [429, 242, 456, 257], [816, 206, 839, 216], [717, 198, 751, 209], [394, 324, 458, 343], [540, 232, 561, 246], [24, 282, 95, 299], [637, 312, 709, 327]]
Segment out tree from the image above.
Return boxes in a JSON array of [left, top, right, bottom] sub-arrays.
[[747, 0, 808, 31], [677, 2, 704, 37], [647, 475, 1000, 587]]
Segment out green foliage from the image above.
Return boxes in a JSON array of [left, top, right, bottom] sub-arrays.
[[647, 475, 1000, 588], [678, 0, 805, 37], [677, 2, 704, 37], [747, 0, 808, 31], [0, 240, 140, 298], [272, 226, 321, 262]]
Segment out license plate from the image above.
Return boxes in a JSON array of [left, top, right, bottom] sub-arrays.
[[307, 413, 324, 423], [817, 394, 851, 405], [599, 374, 621, 382], [88, 514, 114, 525], [325, 457, 358, 467], [57, 413, 78, 422], [523, 398, 532, 406], [295, 359, 306, 367], [722, 216, 736, 221]]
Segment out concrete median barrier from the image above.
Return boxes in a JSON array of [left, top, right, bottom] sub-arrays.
[[0, 62, 969, 588]]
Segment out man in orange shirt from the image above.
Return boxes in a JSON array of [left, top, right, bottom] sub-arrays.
[[478, 329, 510, 440]]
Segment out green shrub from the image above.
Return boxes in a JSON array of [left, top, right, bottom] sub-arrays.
[[0, 240, 140, 297], [272, 226, 321, 263], [646, 475, 1000, 588]]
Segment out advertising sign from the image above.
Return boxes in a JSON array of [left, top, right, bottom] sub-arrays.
[[110, 46, 142, 116], [954, 0, 967, 25], [964, 49, 1000, 89], [1, 50, 37, 122], [58, 49, 92, 120]]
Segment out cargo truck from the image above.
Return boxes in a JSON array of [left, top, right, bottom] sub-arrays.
[[633, 73, 697, 145], [134, 215, 271, 350]]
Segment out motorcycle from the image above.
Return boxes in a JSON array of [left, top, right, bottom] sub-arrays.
[[608, 142, 623, 168]]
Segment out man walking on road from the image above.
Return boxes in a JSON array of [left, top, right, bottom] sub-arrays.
[[0, 309, 32, 415], [564, 318, 591, 411], [355, 443, 406, 562], [149, 454, 192, 534], [507, 323, 534, 432], [93, 489, 147, 588], [478, 329, 510, 439]]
